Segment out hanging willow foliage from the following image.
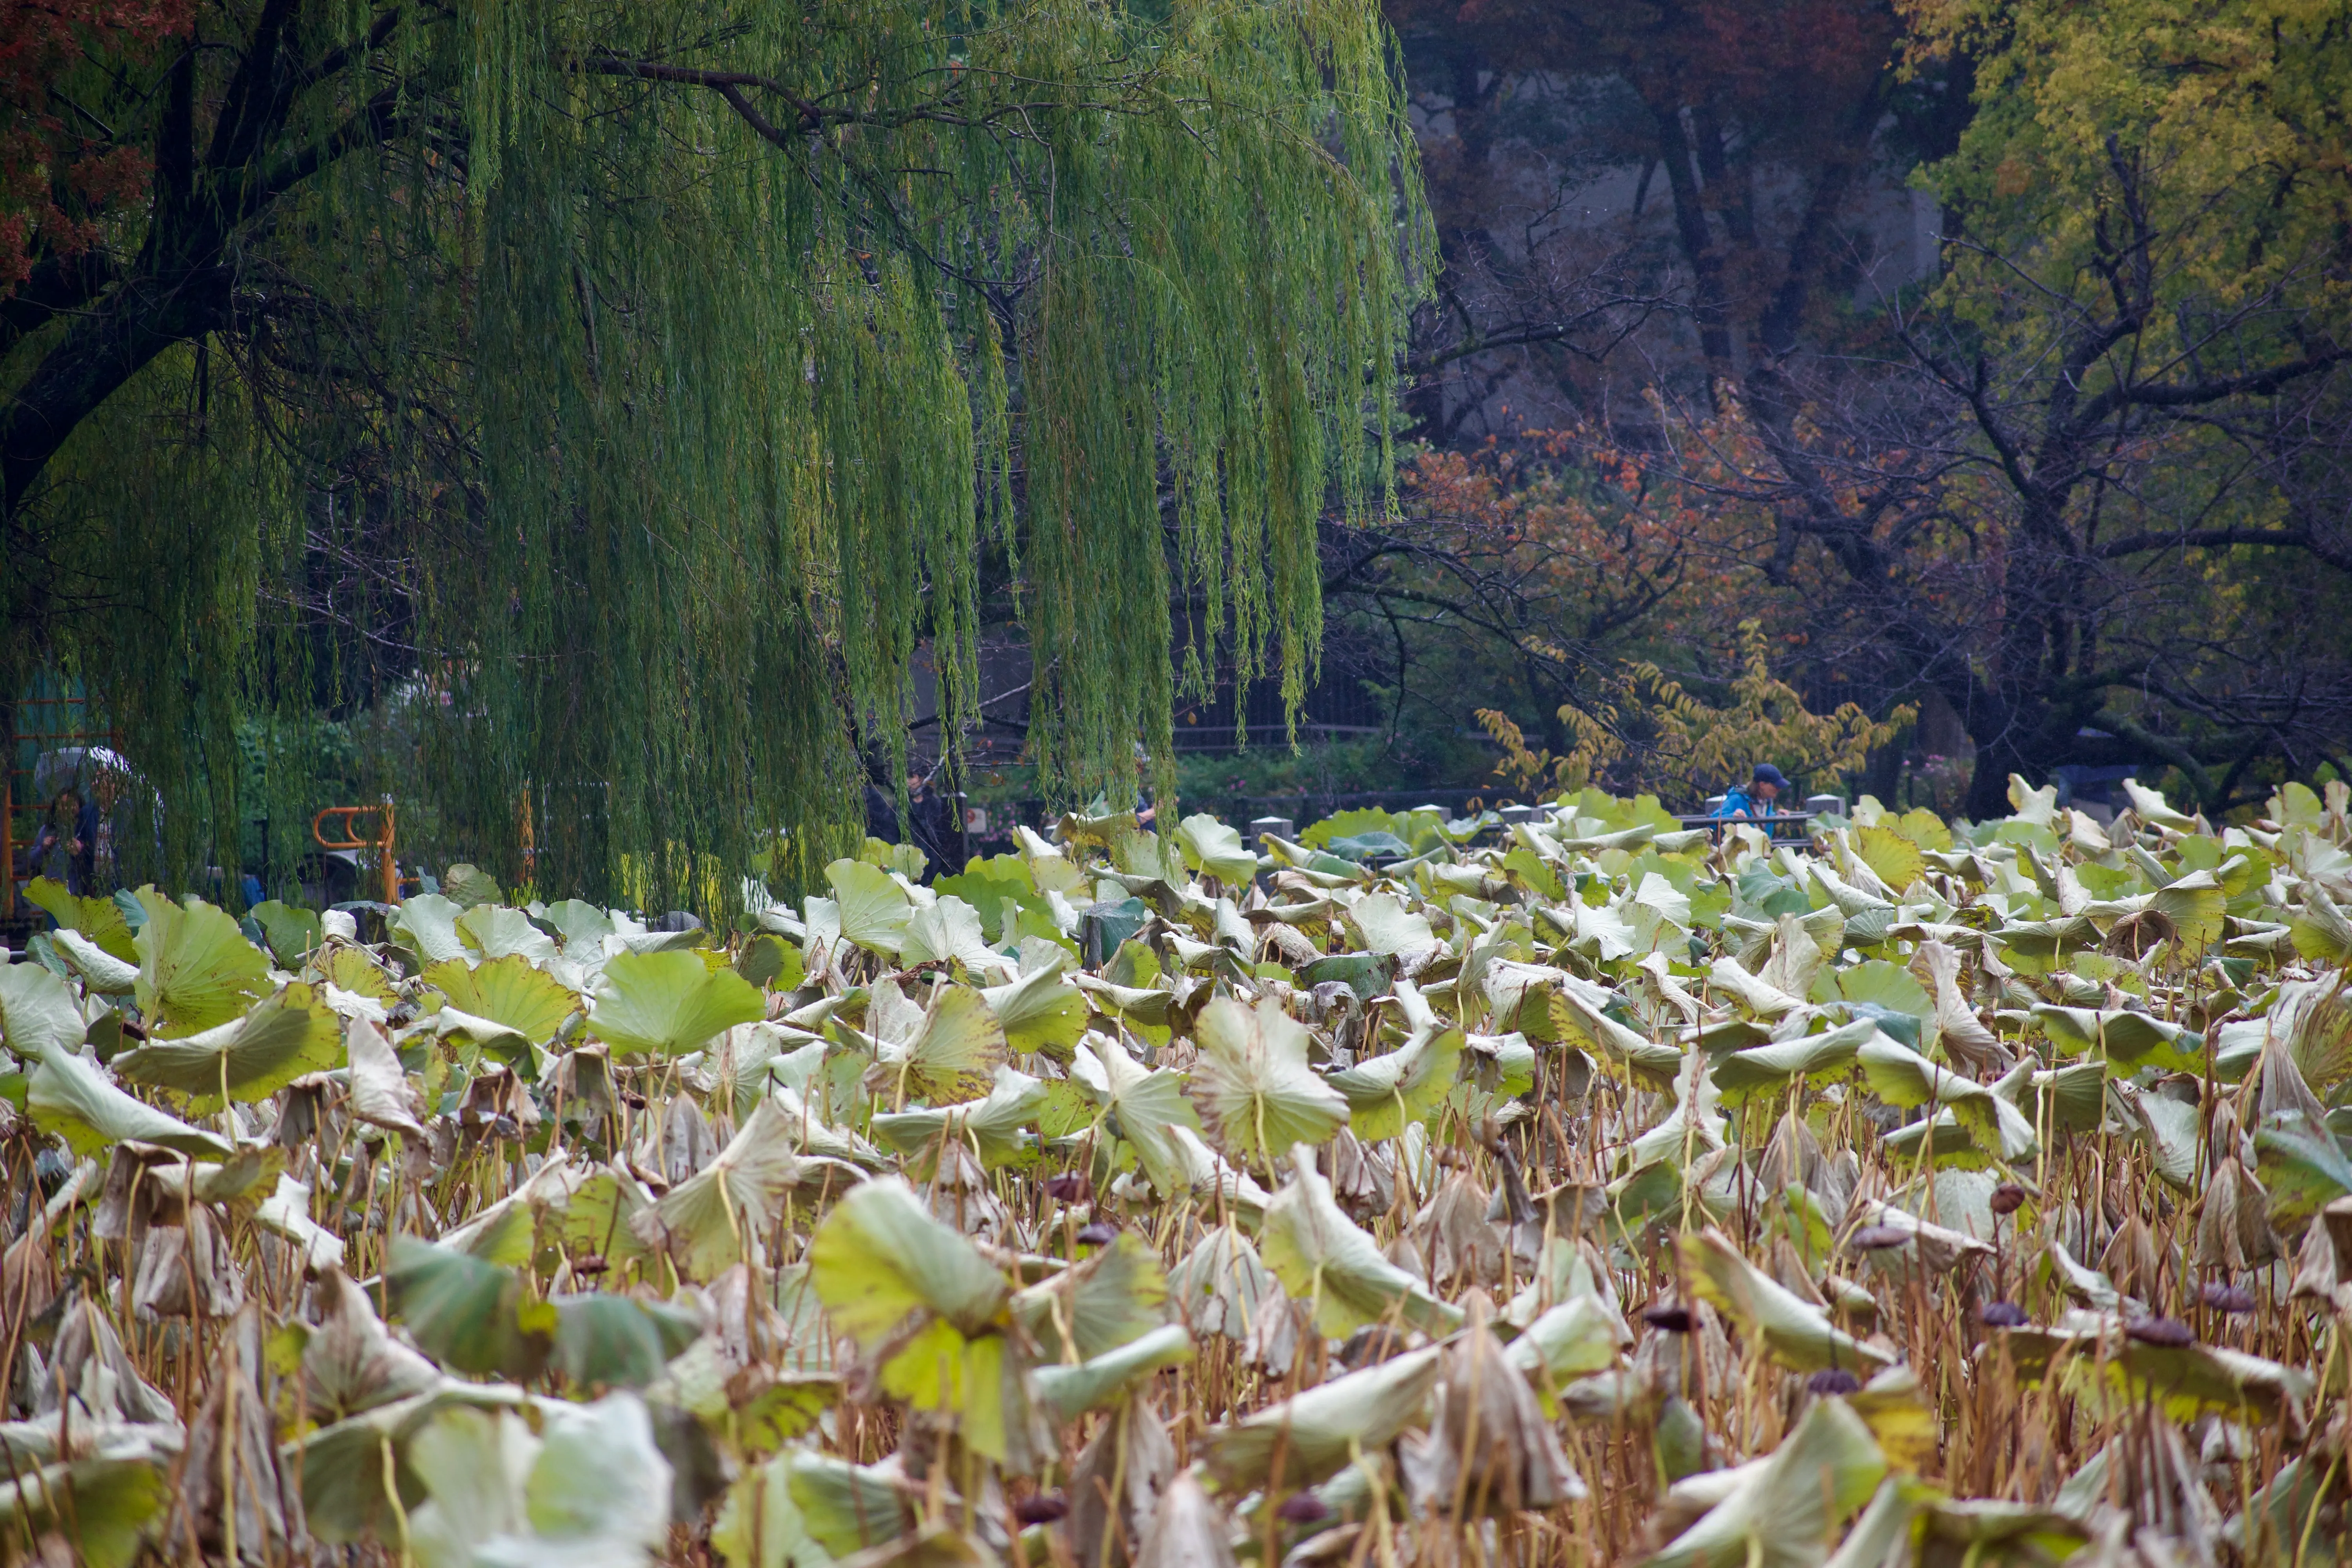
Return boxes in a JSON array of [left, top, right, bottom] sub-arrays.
[[7, 0, 1430, 910]]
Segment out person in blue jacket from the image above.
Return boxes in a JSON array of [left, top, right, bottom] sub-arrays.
[[1717, 763, 1789, 820]]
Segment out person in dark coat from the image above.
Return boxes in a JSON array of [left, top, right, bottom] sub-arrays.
[[27, 788, 90, 893]]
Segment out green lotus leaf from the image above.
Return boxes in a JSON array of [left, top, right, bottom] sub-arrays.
[[808, 1176, 1009, 1346], [2109, 1339, 2312, 1426], [1912, 939, 2009, 1072], [539, 900, 618, 962], [870, 984, 1006, 1106], [1679, 1228, 1893, 1374], [114, 981, 342, 1108], [518, 1394, 675, 1553], [725, 1373, 842, 1454], [981, 961, 1088, 1062], [1852, 826, 1926, 896], [871, 1063, 1045, 1167], [53, 927, 140, 993], [933, 855, 1043, 942], [1350, 891, 1439, 959], [1825, 959, 1938, 1029], [388, 893, 472, 968], [2028, 1060, 2107, 1133], [1882, 1101, 2040, 1169], [0, 958, 87, 1063], [2254, 1122, 2352, 1230], [548, 1294, 704, 1390], [29, 1044, 232, 1158], [1856, 1033, 1998, 1111], [1014, 1230, 1170, 1363], [134, 889, 270, 1036], [1070, 970, 1172, 1033], [299, 1269, 443, 1426], [826, 859, 913, 958], [1852, 1033, 2034, 1166], [559, 1167, 657, 1270], [1261, 1144, 1463, 1338], [455, 904, 563, 969], [1542, 974, 1685, 1086], [1840, 1481, 2087, 1567], [1288, 806, 1397, 851], [2270, 975, 2352, 1096], [1031, 1322, 1195, 1423], [291, 1381, 539, 1546], [733, 931, 803, 993], [1203, 1344, 1442, 1489], [2118, 1084, 2200, 1187], [436, 863, 504, 909], [385, 1235, 551, 1381], [2120, 778, 2197, 829], [2288, 885, 2352, 962], [1188, 995, 1349, 1166], [2031, 1005, 2205, 1073], [250, 899, 325, 967], [1071, 1034, 1204, 1197], [1708, 955, 1808, 1021], [1711, 1016, 1875, 1102], [25, 875, 138, 962], [2032, 1327, 2317, 1431], [634, 1095, 844, 1279], [2150, 872, 2227, 952], [1508, 1295, 1630, 1417], [782, 1452, 918, 1559], [1649, 1395, 1887, 1568], [427, 953, 579, 1060], [901, 894, 1014, 981], [1175, 812, 1260, 884], [316, 944, 400, 1006], [401, 1402, 537, 1566], [588, 947, 764, 1058], [1329, 829, 1415, 864], [1327, 1022, 1464, 1141], [0, 1455, 166, 1568], [808, 1180, 1040, 1466]]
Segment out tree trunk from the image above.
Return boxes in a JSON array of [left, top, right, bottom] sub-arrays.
[[1964, 732, 2031, 820]]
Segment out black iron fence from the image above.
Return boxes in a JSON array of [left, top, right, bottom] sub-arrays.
[[956, 789, 1833, 856], [964, 786, 1519, 844], [1674, 811, 1820, 841]]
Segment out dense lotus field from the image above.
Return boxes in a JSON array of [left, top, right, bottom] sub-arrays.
[[2, 777, 2350, 1567]]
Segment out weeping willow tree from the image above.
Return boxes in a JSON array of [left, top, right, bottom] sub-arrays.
[[0, 0, 1429, 907]]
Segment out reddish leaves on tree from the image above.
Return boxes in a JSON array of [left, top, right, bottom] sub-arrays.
[[0, 0, 191, 292]]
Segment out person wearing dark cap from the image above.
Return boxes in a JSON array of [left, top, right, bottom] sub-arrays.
[[1716, 763, 1788, 822]]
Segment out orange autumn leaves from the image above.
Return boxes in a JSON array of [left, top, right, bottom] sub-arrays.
[[1401, 426, 1748, 652], [1405, 397, 1936, 796]]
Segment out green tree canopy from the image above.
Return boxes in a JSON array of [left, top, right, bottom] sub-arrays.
[[1, 0, 1430, 905]]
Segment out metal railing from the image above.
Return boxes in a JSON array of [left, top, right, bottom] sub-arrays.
[[313, 801, 401, 906], [964, 787, 1522, 843], [1675, 811, 1820, 841]]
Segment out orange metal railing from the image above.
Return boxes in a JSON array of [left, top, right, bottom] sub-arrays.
[[313, 800, 400, 906]]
